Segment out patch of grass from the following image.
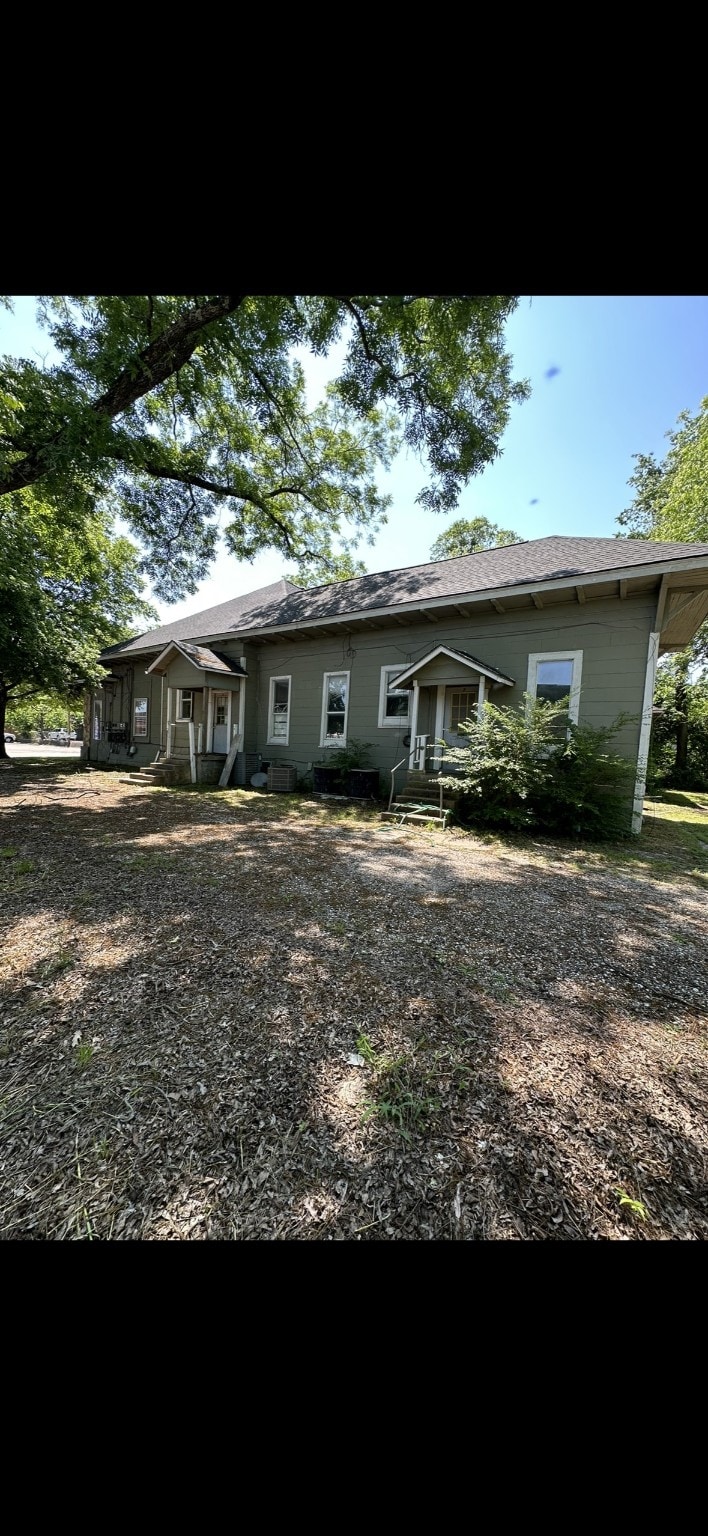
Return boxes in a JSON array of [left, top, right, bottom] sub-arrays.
[[614, 1187, 647, 1221], [356, 1033, 440, 1139], [8, 858, 34, 876], [75, 1043, 94, 1068], [1, 847, 19, 859], [124, 851, 175, 871], [41, 950, 75, 980]]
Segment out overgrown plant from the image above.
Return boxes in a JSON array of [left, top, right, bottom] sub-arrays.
[[356, 1033, 439, 1139], [439, 697, 635, 839]]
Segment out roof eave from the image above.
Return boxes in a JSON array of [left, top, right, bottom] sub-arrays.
[[101, 551, 708, 659]]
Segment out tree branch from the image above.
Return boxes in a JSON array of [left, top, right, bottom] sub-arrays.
[[0, 295, 246, 497]]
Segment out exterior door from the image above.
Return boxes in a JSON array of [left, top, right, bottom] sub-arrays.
[[213, 693, 228, 753], [443, 685, 478, 748]]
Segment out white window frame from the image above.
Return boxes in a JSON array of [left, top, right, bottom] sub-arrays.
[[378, 665, 411, 729], [93, 697, 102, 741], [267, 675, 291, 746], [320, 670, 350, 748], [526, 650, 583, 724], [133, 696, 149, 739], [178, 689, 193, 721]]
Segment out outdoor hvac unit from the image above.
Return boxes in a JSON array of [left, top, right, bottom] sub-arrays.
[[267, 763, 297, 793]]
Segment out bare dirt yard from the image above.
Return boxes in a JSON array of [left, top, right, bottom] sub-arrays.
[[1, 762, 707, 1240]]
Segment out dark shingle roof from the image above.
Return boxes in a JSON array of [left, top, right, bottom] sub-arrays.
[[169, 642, 247, 675], [103, 537, 708, 658]]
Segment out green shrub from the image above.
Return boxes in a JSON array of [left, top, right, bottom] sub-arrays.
[[439, 697, 635, 839]]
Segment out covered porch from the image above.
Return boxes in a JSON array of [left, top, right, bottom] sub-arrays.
[[146, 640, 247, 784], [390, 645, 515, 771]]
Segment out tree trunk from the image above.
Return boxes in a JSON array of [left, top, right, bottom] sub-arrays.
[[674, 658, 689, 775], [0, 684, 8, 760]]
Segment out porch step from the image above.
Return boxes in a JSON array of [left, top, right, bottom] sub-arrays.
[[119, 761, 188, 787], [381, 801, 451, 829], [396, 789, 457, 809]]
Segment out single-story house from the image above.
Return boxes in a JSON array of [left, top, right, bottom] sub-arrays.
[[88, 535, 708, 832]]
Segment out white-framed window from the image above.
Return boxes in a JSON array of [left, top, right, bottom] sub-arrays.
[[267, 675, 291, 745], [178, 690, 193, 721], [378, 665, 411, 728], [133, 697, 148, 738], [526, 651, 583, 724], [320, 670, 350, 746], [93, 697, 102, 742]]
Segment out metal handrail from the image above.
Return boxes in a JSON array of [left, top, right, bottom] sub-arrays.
[[388, 734, 431, 811], [388, 754, 410, 811]]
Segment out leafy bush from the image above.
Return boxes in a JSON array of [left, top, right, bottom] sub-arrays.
[[439, 697, 635, 838]]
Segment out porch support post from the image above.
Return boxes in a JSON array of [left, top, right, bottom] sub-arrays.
[[166, 687, 174, 760], [188, 720, 197, 784], [434, 684, 445, 768], [237, 678, 245, 746], [206, 687, 214, 754], [477, 674, 486, 720], [408, 680, 419, 768], [632, 631, 660, 835]]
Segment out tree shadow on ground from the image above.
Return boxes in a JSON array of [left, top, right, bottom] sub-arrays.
[[1, 769, 706, 1239]]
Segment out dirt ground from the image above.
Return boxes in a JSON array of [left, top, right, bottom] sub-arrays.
[[1, 762, 707, 1240]]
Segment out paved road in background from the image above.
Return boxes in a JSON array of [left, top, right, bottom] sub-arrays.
[[5, 744, 83, 760]]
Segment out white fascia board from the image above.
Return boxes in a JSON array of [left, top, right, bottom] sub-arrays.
[[391, 646, 514, 688]]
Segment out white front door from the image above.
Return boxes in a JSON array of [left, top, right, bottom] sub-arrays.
[[213, 693, 228, 753], [443, 685, 478, 748]]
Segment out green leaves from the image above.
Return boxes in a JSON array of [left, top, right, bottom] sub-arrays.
[[429, 516, 521, 561], [618, 396, 708, 546], [439, 698, 634, 837], [1, 296, 527, 600], [0, 486, 154, 725]]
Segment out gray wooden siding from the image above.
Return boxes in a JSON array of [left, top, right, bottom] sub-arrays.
[[224, 593, 655, 780], [93, 593, 654, 783]]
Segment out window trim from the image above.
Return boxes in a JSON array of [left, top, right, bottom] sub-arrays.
[[320, 669, 350, 748], [267, 674, 292, 747], [526, 650, 583, 724], [133, 696, 149, 739], [178, 689, 193, 721], [378, 664, 411, 729]]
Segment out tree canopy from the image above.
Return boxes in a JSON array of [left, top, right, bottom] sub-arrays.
[[0, 296, 528, 599], [429, 515, 520, 561], [0, 488, 154, 755], [617, 397, 708, 545], [617, 396, 708, 783]]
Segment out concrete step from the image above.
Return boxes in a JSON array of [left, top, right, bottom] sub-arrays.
[[119, 767, 179, 786]]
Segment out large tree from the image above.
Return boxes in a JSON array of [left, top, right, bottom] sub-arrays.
[[0, 296, 528, 600], [617, 397, 708, 781], [429, 515, 520, 561], [0, 489, 154, 756], [617, 396, 708, 547]]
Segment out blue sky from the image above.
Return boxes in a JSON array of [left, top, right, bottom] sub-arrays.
[[4, 294, 707, 624]]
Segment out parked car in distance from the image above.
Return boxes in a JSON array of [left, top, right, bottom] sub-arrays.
[[4, 731, 16, 743], [47, 730, 71, 746]]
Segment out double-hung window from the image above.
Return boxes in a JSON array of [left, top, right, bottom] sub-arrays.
[[526, 651, 583, 724], [320, 671, 349, 746], [378, 665, 410, 728], [267, 676, 291, 745], [178, 690, 193, 721], [133, 697, 148, 738]]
